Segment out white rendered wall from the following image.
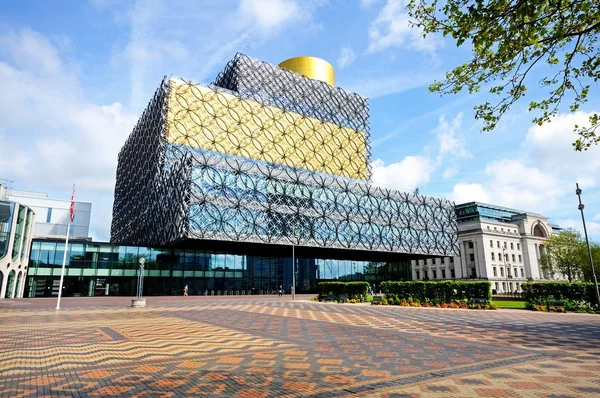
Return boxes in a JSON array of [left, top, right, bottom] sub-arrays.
[[8, 191, 91, 239]]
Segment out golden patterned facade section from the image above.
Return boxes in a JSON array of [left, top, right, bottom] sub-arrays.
[[278, 56, 335, 86], [166, 78, 368, 180]]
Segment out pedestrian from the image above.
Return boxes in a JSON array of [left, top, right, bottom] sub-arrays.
[[183, 285, 188, 296], [278, 285, 283, 297]]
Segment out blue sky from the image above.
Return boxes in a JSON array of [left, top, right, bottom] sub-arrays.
[[1, 0, 599, 241]]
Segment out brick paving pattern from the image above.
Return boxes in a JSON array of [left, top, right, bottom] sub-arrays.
[[1, 296, 599, 397]]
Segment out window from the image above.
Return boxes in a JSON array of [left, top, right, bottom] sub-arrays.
[[493, 267, 497, 277], [451, 268, 456, 278], [471, 268, 477, 278], [416, 270, 420, 280], [503, 242, 507, 249], [441, 257, 445, 264], [512, 254, 516, 262], [495, 282, 499, 291], [505, 253, 509, 262], [490, 240, 493, 248], [518, 254, 522, 262], [520, 268, 524, 277], [510, 242, 514, 250], [509, 282, 513, 291], [491, 253, 495, 261], [499, 252, 502, 261], [497, 241, 500, 248], [450, 257, 454, 263], [469, 253, 475, 262], [516, 282, 520, 291], [46, 207, 52, 223], [468, 241, 474, 249], [432, 270, 437, 279], [500, 267, 504, 276], [441, 269, 446, 279], [514, 268, 518, 277], [424, 271, 429, 280], [517, 243, 520, 250]]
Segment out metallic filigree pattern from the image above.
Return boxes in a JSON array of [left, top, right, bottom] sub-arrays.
[[184, 150, 458, 256], [111, 54, 459, 258], [167, 78, 368, 180], [213, 54, 369, 137]]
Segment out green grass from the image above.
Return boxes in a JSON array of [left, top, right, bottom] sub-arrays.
[[492, 300, 527, 309]]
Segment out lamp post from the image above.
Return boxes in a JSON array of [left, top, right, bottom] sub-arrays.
[[131, 257, 146, 307], [575, 183, 600, 306], [502, 246, 510, 293], [292, 240, 296, 300], [137, 257, 145, 300], [291, 220, 296, 300]]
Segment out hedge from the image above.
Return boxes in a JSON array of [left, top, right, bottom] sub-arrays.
[[381, 281, 492, 302], [522, 282, 597, 304], [317, 282, 369, 298]]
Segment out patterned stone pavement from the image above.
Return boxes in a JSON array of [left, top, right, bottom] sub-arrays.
[[1, 296, 599, 397]]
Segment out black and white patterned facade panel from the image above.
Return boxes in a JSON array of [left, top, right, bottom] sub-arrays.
[[213, 53, 369, 134], [184, 149, 459, 256]]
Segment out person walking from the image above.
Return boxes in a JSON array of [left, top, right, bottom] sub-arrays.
[[183, 285, 188, 296], [278, 285, 283, 297]]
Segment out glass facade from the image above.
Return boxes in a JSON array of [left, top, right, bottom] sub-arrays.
[[0, 201, 15, 260], [11, 205, 27, 261], [455, 202, 531, 224], [110, 54, 459, 259], [26, 240, 411, 298]]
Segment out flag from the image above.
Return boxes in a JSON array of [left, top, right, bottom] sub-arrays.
[[69, 185, 76, 223]]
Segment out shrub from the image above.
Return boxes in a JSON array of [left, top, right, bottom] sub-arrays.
[[522, 282, 598, 312], [381, 281, 491, 303], [317, 282, 370, 301]]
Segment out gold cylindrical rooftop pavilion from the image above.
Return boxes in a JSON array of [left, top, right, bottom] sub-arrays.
[[278, 56, 335, 86]]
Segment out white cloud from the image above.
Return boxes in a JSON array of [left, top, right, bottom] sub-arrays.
[[435, 113, 471, 163], [239, 0, 302, 34], [0, 28, 138, 240], [442, 167, 458, 179], [337, 46, 356, 69], [366, 0, 440, 54], [114, 0, 324, 110], [524, 111, 600, 188], [360, 0, 382, 8], [449, 159, 564, 212], [594, 213, 600, 221], [553, 218, 600, 240], [371, 157, 434, 191], [371, 112, 471, 194], [343, 71, 437, 98], [450, 183, 490, 204]]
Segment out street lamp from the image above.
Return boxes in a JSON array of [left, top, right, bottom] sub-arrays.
[[137, 257, 145, 300], [575, 183, 600, 306], [502, 246, 509, 293], [291, 220, 297, 300]]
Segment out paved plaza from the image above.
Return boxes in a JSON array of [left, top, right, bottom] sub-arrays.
[[1, 296, 599, 397]]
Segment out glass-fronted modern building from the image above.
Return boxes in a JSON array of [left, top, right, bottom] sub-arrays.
[[24, 54, 459, 297], [25, 239, 411, 297]]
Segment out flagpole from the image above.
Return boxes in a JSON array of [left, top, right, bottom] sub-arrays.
[[56, 184, 75, 310]]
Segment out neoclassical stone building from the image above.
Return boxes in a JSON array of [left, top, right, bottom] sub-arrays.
[[0, 199, 35, 298], [411, 202, 563, 293]]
